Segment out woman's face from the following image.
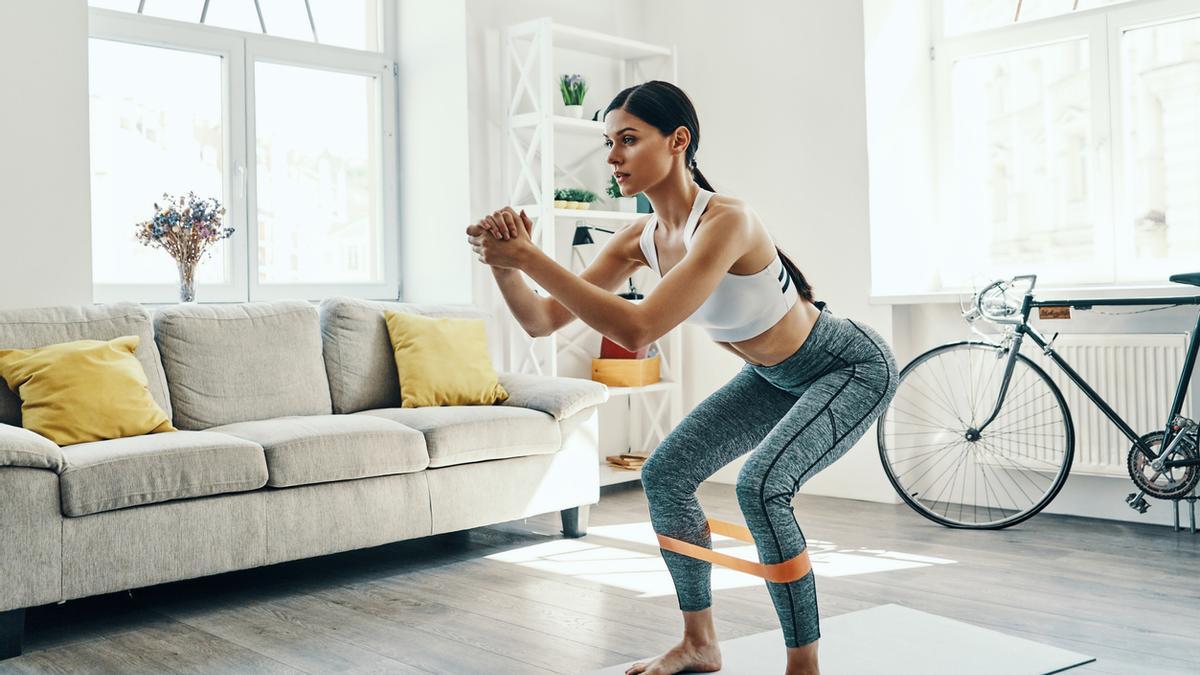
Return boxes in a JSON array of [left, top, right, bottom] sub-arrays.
[[603, 108, 685, 196]]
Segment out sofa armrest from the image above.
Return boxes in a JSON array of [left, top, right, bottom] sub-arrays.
[[0, 423, 63, 473], [496, 372, 609, 421]]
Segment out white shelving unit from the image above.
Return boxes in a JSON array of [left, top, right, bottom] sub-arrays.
[[500, 18, 680, 487]]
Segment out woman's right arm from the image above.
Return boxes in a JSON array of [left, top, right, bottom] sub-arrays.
[[477, 218, 648, 338], [489, 266, 552, 337]]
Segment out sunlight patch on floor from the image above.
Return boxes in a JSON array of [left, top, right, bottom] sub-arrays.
[[484, 521, 956, 597]]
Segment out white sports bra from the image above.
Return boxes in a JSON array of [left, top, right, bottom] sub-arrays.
[[638, 188, 800, 342]]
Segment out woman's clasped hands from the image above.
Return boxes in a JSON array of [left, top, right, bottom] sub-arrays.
[[465, 207, 535, 269]]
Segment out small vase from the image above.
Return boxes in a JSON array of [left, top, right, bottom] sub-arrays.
[[177, 260, 196, 303], [564, 104, 583, 118]]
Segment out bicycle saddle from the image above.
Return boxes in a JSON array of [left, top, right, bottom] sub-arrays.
[[1169, 272, 1200, 287]]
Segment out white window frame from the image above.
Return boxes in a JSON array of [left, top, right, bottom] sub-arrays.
[[89, 5, 400, 304], [930, 0, 1200, 294]]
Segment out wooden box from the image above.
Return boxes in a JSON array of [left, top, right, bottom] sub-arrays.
[[591, 355, 660, 387]]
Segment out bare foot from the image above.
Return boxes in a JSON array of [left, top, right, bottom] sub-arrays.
[[625, 639, 722, 675]]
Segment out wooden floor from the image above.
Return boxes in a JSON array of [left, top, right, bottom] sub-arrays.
[[3, 481, 1199, 674]]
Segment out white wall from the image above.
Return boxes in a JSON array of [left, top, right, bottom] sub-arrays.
[[862, 0, 937, 300], [640, 1, 898, 502], [0, 0, 93, 310], [397, 0, 473, 305]]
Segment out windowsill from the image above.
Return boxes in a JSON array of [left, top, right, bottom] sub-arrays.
[[103, 297, 407, 309], [870, 283, 1200, 306]]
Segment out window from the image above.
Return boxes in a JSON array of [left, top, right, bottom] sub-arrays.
[[88, 0, 381, 50], [253, 62, 383, 287], [87, 1, 397, 303], [89, 40, 232, 290], [947, 39, 1096, 284], [930, 0, 1199, 292], [943, 0, 1134, 36], [1117, 14, 1200, 279]]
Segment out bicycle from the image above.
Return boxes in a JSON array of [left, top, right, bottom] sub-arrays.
[[876, 273, 1200, 529]]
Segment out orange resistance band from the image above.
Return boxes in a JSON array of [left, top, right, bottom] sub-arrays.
[[655, 518, 812, 584]]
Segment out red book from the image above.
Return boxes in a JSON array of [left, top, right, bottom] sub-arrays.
[[600, 336, 649, 359]]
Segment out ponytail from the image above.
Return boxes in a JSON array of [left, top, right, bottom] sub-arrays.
[[777, 247, 815, 303], [691, 163, 815, 304], [691, 164, 715, 192]]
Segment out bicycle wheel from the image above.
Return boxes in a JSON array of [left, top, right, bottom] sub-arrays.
[[877, 341, 1075, 529]]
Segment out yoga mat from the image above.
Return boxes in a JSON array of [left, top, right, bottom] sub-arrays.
[[587, 603, 1094, 674]]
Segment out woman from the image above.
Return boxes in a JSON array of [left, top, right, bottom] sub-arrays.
[[466, 81, 897, 675]]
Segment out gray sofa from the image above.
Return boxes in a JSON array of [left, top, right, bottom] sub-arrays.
[[0, 297, 609, 660]]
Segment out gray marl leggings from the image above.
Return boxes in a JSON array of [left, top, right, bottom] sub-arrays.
[[640, 301, 898, 648]]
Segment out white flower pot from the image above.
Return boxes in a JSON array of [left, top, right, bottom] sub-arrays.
[[564, 104, 583, 118], [617, 197, 638, 213]]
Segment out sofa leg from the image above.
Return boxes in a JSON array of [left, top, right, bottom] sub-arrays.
[[561, 505, 590, 538], [0, 608, 24, 660]]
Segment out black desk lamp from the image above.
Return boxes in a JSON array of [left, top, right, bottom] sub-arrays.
[[572, 224, 614, 245]]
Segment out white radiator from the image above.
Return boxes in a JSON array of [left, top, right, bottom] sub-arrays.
[[1020, 333, 1193, 477]]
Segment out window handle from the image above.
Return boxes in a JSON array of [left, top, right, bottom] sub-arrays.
[[234, 162, 246, 200]]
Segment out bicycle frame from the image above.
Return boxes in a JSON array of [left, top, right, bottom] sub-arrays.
[[976, 285, 1200, 469]]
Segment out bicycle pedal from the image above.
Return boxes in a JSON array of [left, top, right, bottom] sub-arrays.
[[1125, 493, 1150, 513]]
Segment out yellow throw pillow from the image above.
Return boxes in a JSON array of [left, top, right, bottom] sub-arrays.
[[0, 335, 176, 445], [383, 310, 509, 408]]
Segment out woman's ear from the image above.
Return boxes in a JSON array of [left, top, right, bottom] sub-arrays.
[[672, 126, 691, 155]]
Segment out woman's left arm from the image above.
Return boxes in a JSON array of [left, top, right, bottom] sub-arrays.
[[512, 206, 752, 351]]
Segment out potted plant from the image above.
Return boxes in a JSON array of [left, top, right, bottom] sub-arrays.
[[560, 74, 588, 118], [607, 175, 639, 213], [135, 191, 233, 302], [554, 188, 598, 209], [554, 188, 571, 209], [573, 189, 598, 209]]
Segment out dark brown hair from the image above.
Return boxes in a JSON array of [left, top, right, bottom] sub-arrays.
[[604, 80, 815, 303]]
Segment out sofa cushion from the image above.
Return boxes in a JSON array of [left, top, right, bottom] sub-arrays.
[[318, 296, 494, 414], [355, 405, 561, 468], [496, 372, 610, 421], [153, 301, 332, 430], [0, 302, 172, 427], [59, 431, 268, 517], [0, 422, 64, 472], [207, 414, 429, 488]]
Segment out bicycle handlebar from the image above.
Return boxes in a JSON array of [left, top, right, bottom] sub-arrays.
[[964, 274, 1038, 326]]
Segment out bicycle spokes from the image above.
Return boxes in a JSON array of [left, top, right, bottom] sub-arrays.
[[878, 342, 1074, 529]]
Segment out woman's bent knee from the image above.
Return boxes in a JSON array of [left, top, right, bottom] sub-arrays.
[[639, 453, 678, 493], [734, 466, 776, 502]]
